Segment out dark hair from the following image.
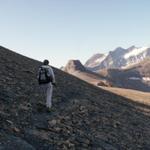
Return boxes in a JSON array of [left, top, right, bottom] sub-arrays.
[[43, 59, 49, 65]]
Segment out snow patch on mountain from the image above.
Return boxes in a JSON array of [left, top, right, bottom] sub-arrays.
[[124, 47, 148, 59], [142, 77, 150, 81], [95, 54, 108, 63], [129, 77, 141, 80], [85, 53, 108, 68]]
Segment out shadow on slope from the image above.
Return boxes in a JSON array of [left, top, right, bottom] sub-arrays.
[[0, 46, 150, 150]]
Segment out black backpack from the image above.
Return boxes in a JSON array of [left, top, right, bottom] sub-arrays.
[[38, 67, 52, 84]]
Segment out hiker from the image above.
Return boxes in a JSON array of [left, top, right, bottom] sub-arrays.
[[38, 59, 56, 110]]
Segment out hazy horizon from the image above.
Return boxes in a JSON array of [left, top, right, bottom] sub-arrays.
[[0, 0, 150, 67]]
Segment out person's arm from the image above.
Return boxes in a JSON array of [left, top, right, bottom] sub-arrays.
[[51, 67, 56, 84], [37, 67, 41, 79], [48, 67, 56, 84]]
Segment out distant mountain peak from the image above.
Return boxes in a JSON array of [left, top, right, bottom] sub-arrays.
[[85, 53, 107, 68], [115, 46, 124, 50], [92, 53, 105, 57], [85, 45, 150, 71], [64, 59, 86, 73], [127, 45, 136, 50]]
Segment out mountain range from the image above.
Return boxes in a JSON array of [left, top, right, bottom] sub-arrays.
[[85, 46, 150, 72], [63, 46, 150, 92], [0, 45, 150, 149], [99, 58, 150, 92], [64, 58, 150, 92], [63, 60, 110, 86]]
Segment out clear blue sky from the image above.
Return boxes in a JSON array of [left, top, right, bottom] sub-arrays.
[[0, 0, 150, 67]]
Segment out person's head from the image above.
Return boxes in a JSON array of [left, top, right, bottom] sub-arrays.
[[43, 59, 49, 65]]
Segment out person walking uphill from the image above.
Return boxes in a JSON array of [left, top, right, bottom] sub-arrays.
[[38, 59, 56, 111]]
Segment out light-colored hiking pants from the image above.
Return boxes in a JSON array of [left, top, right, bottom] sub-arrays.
[[40, 83, 53, 108]]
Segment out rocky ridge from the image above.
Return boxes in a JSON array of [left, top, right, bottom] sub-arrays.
[[63, 60, 110, 86]]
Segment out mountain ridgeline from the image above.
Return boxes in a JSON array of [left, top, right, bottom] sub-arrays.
[[63, 60, 111, 86], [63, 60, 86, 73], [85, 46, 150, 71], [0, 46, 150, 149], [63, 45, 150, 91], [64, 58, 150, 92]]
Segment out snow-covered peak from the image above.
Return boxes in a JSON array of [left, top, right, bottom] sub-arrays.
[[95, 54, 108, 63], [85, 45, 150, 71], [124, 47, 148, 59], [85, 53, 107, 68]]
